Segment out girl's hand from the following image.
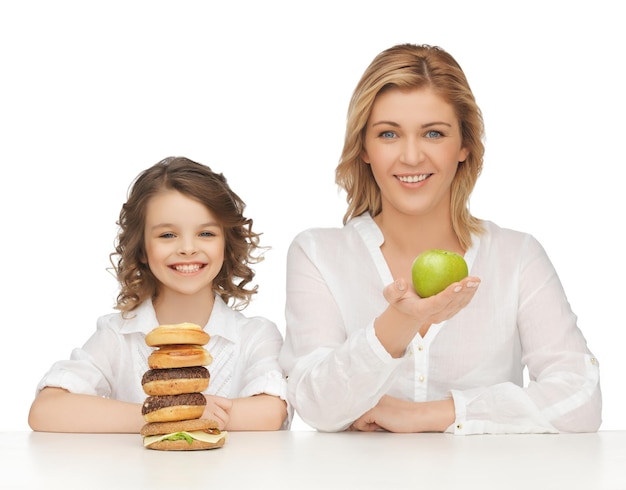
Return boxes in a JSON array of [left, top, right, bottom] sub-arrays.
[[202, 395, 233, 430]]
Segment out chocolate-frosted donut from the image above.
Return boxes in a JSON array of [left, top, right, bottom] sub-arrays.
[[141, 366, 210, 396], [142, 393, 207, 423]]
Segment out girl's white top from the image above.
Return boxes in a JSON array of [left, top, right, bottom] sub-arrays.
[[37, 295, 291, 429]]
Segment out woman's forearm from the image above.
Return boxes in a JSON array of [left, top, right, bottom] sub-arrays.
[[351, 396, 455, 433]]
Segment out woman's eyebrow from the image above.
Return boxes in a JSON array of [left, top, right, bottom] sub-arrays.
[[370, 120, 453, 128]]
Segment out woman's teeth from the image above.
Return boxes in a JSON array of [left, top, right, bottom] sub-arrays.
[[397, 174, 430, 183]]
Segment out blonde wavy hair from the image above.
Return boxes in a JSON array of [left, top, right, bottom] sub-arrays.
[[335, 43, 485, 250], [110, 156, 264, 314]]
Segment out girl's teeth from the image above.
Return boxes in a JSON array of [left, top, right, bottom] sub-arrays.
[[174, 264, 201, 273], [398, 174, 430, 183]]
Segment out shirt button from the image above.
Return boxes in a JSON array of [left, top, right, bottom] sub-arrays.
[[457, 424, 463, 430], [590, 357, 597, 365], [419, 375, 425, 382], [417, 345, 424, 351]]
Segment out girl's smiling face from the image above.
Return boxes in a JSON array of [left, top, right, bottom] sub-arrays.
[[143, 190, 225, 300], [361, 87, 469, 219]]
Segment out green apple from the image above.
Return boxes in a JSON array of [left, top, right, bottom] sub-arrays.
[[411, 249, 468, 298]]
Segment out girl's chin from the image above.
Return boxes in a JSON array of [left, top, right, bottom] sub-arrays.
[[157, 285, 215, 298]]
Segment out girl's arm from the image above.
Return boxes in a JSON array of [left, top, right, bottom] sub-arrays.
[[28, 387, 145, 433], [228, 395, 287, 430], [203, 394, 287, 431]]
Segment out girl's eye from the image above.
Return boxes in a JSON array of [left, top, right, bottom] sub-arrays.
[[159, 232, 176, 239], [199, 231, 215, 237], [425, 130, 442, 138]]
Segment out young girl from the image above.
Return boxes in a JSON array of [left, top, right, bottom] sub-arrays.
[[29, 156, 290, 432], [278, 44, 602, 434]]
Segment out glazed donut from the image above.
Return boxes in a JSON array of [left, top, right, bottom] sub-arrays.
[[142, 366, 210, 396], [145, 323, 210, 347], [142, 393, 207, 423], [148, 344, 213, 369]]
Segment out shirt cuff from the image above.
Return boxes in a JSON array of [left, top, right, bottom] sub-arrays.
[[239, 370, 292, 429], [364, 321, 410, 362]]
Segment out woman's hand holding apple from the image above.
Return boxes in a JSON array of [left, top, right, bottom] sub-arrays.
[[374, 276, 480, 358], [387, 276, 480, 328]]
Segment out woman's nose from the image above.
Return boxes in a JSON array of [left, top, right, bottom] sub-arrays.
[[400, 137, 424, 165]]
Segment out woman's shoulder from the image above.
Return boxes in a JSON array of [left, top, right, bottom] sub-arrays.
[[291, 223, 347, 243], [480, 220, 536, 241], [291, 214, 376, 247], [478, 220, 544, 254]]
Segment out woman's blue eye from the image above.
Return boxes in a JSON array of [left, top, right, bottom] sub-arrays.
[[380, 131, 396, 139], [425, 130, 442, 138]]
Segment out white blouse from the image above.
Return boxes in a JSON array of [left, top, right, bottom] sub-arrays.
[[279, 214, 601, 434], [37, 295, 291, 429]]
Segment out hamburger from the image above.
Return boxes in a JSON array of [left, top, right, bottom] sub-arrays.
[[141, 418, 227, 451]]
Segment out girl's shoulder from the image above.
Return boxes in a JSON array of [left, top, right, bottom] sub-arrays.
[[209, 297, 281, 343], [95, 300, 157, 336]]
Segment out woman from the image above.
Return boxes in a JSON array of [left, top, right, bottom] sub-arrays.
[[279, 44, 601, 434]]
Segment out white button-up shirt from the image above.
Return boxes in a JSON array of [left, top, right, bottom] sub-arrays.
[[279, 214, 601, 434], [37, 295, 291, 428]]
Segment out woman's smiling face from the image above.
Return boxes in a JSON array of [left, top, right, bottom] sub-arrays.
[[361, 87, 469, 219]]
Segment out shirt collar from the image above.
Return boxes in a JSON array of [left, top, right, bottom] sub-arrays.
[[118, 294, 239, 343], [350, 213, 391, 283], [348, 211, 480, 275]]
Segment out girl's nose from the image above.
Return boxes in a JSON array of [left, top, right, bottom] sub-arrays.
[[178, 238, 197, 255]]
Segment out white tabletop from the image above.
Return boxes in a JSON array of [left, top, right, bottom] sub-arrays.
[[2, 430, 625, 490]]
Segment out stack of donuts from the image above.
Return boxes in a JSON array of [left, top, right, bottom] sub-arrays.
[[139, 323, 227, 450]]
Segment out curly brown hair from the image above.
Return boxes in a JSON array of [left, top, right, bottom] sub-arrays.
[[110, 156, 264, 314], [335, 43, 485, 251]]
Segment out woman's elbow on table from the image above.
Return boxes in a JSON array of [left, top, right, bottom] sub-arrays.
[[294, 403, 354, 433], [553, 388, 603, 433]]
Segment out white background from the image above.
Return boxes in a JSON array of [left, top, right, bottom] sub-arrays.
[[1, 1, 623, 432]]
